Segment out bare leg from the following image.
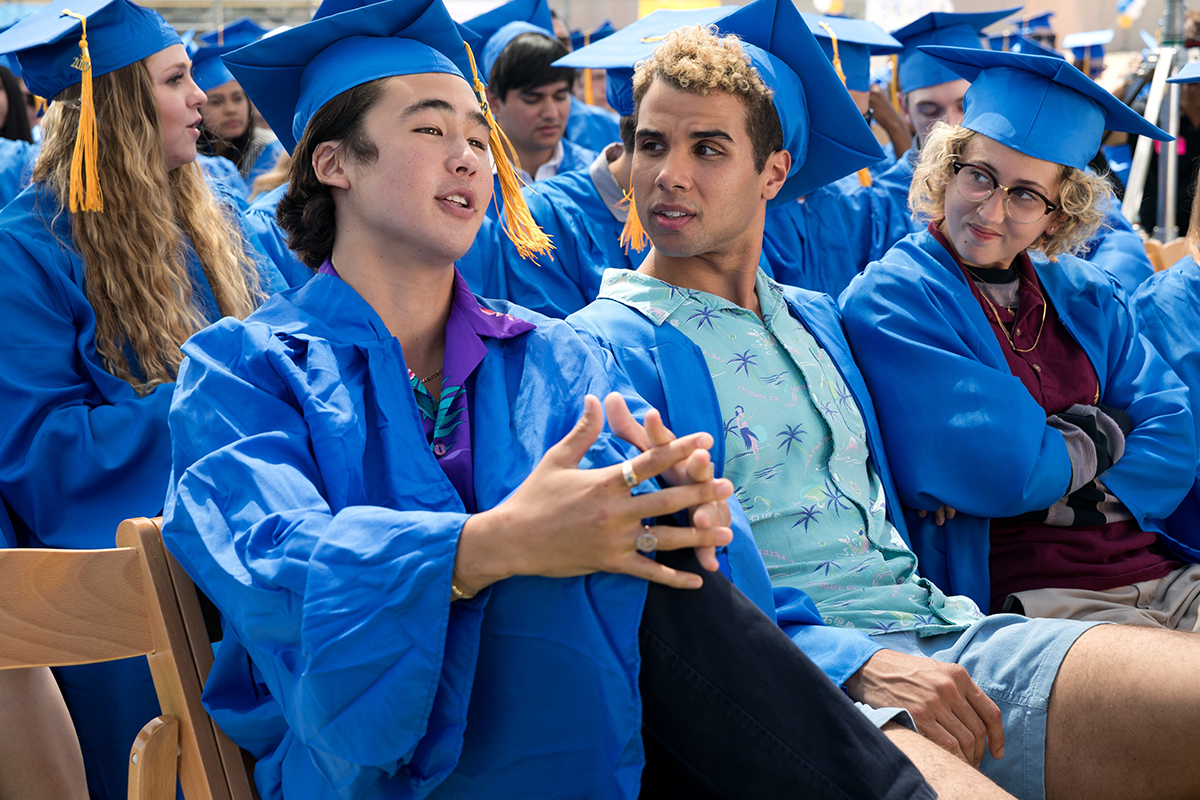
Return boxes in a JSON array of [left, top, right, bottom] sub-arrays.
[[0, 667, 88, 800], [883, 724, 1017, 800], [1045, 624, 1200, 800]]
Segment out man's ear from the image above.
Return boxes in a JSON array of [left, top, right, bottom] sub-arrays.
[[485, 88, 503, 116], [760, 148, 792, 203], [313, 141, 351, 190]]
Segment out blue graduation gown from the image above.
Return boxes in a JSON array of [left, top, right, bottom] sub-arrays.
[[569, 284, 890, 687], [485, 138, 598, 223], [1131, 254, 1200, 547], [839, 229, 1200, 609], [242, 181, 501, 297], [0, 137, 36, 209], [197, 152, 249, 198], [0, 181, 283, 800], [495, 167, 647, 318], [164, 275, 781, 799], [246, 138, 286, 190], [565, 95, 621, 153]]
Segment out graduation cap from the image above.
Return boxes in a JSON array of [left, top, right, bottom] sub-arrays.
[[463, 0, 555, 81], [920, 45, 1170, 170], [224, 0, 550, 258], [1061, 29, 1112, 76], [569, 21, 614, 52], [191, 42, 239, 91], [803, 13, 901, 93], [0, 0, 180, 212], [986, 31, 1061, 59], [1167, 60, 1200, 83], [1017, 10, 1054, 35], [198, 16, 268, 48], [892, 7, 1021, 93], [554, 6, 736, 115]]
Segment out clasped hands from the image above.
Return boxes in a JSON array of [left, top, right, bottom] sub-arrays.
[[453, 393, 734, 594]]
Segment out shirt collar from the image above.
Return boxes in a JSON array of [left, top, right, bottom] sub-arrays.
[[589, 142, 628, 222], [597, 267, 785, 326], [506, 139, 565, 185]]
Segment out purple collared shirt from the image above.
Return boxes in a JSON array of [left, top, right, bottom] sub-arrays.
[[318, 258, 535, 512]]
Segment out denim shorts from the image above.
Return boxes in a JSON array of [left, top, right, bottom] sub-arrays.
[[871, 614, 1102, 800]]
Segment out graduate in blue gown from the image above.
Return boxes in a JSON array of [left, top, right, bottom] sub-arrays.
[[839, 47, 1199, 616], [0, 2, 284, 797], [169, 2, 933, 797], [565, 93, 620, 151]]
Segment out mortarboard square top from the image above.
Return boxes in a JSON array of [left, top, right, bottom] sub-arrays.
[[199, 17, 268, 47], [554, 6, 736, 115], [191, 42, 239, 91], [223, 0, 478, 154], [1061, 29, 1112, 61], [920, 45, 1170, 170], [1169, 61, 1200, 84], [892, 7, 1021, 93], [464, 0, 555, 80], [803, 13, 901, 92], [570, 21, 615, 52], [987, 31, 1062, 59], [0, 0, 179, 100], [1017, 11, 1054, 34]]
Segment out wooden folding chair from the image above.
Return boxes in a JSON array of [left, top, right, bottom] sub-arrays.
[[0, 517, 255, 800]]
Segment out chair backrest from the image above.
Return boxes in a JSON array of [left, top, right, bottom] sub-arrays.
[[1160, 237, 1190, 269], [116, 517, 257, 800], [0, 520, 255, 800], [1144, 237, 1168, 272]]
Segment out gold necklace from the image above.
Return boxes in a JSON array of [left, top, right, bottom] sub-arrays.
[[963, 265, 1048, 354], [418, 367, 443, 384]]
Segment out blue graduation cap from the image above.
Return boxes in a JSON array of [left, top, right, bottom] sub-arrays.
[[1061, 29, 1112, 74], [1168, 61, 1200, 84], [199, 16, 268, 47], [191, 42, 239, 91], [554, 6, 737, 115], [181, 28, 197, 56], [892, 7, 1021, 93], [1017, 10, 1054, 35], [920, 46, 1170, 170], [570, 21, 614, 52], [225, 0, 551, 257], [986, 31, 1061, 59], [463, 0, 555, 80], [803, 13, 901, 93], [0, 0, 179, 101]]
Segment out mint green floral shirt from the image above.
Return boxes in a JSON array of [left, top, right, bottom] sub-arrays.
[[599, 268, 981, 635]]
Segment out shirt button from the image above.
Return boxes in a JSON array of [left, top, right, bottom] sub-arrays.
[[1032, 364, 1042, 373], [433, 443, 448, 456], [1015, 328, 1022, 335], [832, 472, 840, 483]]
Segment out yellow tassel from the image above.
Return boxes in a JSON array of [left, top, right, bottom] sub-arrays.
[[889, 54, 901, 116], [617, 187, 648, 254], [857, 168, 872, 187], [819, 23, 872, 189], [61, 10, 102, 213], [463, 41, 553, 261], [582, 31, 594, 105]]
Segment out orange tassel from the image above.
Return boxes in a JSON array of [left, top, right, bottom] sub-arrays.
[[61, 9, 102, 213], [889, 55, 901, 116], [819, 23, 872, 189], [857, 168, 872, 187], [617, 187, 648, 254], [582, 31, 594, 105], [463, 42, 553, 261]]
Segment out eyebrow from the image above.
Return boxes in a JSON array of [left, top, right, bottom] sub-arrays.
[[402, 97, 490, 131], [634, 128, 735, 143], [973, 159, 1052, 195]]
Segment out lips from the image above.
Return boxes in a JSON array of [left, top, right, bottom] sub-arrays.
[[437, 188, 476, 217], [967, 222, 1000, 242], [649, 203, 695, 231]]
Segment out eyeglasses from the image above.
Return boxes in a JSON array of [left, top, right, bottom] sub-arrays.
[[951, 161, 1058, 224]]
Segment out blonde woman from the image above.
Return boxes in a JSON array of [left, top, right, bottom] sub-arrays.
[[841, 47, 1200, 645], [0, 0, 282, 795]]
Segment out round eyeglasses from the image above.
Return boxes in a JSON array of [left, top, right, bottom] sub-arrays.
[[951, 161, 1058, 225]]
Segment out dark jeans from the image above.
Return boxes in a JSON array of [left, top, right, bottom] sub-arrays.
[[638, 549, 935, 800]]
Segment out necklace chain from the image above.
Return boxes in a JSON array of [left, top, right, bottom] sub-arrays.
[[962, 265, 1047, 354], [418, 367, 443, 384]]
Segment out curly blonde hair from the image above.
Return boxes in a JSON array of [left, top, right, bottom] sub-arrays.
[[34, 58, 263, 394], [631, 24, 781, 171], [910, 121, 1110, 260]]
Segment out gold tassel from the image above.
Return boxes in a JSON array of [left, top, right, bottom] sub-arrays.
[[617, 187, 648, 254], [582, 31, 594, 105], [889, 54, 901, 116], [463, 41, 553, 261], [61, 9, 102, 213], [820, 23, 872, 188]]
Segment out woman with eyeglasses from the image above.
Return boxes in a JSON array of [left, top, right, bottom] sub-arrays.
[[840, 47, 1200, 628]]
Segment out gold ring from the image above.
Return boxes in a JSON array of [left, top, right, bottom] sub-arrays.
[[621, 460, 638, 489]]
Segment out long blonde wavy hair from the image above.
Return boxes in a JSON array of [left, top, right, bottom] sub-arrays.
[[910, 121, 1110, 260], [33, 57, 263, 394]]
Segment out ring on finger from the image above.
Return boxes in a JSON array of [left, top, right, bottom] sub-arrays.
[[621, 460, 639, 489], [636, 525, 658, 554]]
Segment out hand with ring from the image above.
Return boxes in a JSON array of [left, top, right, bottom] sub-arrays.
[[452, 394, 735, 594]]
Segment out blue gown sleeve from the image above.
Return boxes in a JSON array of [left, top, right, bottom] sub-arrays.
[[164, 320, 481, 796], [1080, 198, 1153, 292], [0, 226, 176, 549], [839, 246, 1074, 517]]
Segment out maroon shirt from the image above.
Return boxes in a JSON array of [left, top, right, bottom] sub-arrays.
[[929, 224, 1177, 610]]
